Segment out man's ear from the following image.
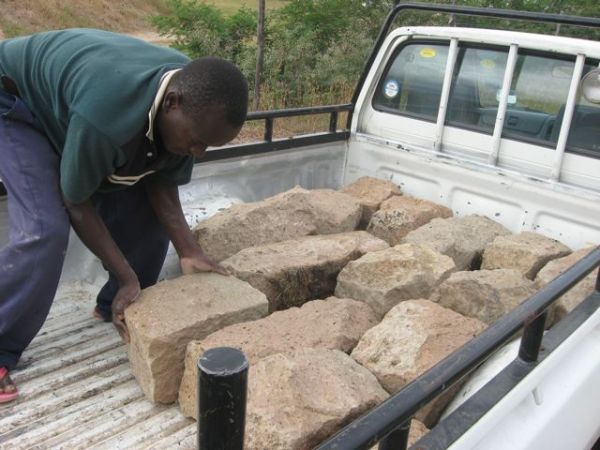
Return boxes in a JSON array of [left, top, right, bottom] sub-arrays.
[[163, 90, 182, 112]]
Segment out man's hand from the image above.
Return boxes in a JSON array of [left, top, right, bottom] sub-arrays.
[[111, 280, 141, 343], [180, 251, 229, 276]]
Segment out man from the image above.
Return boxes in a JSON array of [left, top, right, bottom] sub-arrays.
[[0, 29, 248, 402]]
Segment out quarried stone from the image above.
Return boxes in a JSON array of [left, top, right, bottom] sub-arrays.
[[179, 297, 379, 419], [222, 231, 389, 311], [403, 215, 511, 270], [481, 231, 571, 279], [535, 247, 597, 321], [192, 186, 362, 261], [335, 243, 456, 317], [340, 176, 401, 227], [351, 300, 486, 427], [430, 269, 537, 324], [244, 348, 388, 450], [367, 196, 452, 246], [124, 273, 268, 403]]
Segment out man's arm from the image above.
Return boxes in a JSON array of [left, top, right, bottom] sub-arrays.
[[65, 199, 140, 341], [144, 179, 227, 275]]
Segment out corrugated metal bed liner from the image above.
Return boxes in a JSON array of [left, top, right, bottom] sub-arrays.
[[0, 282, 196, 450]]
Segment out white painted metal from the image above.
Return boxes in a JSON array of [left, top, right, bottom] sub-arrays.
[[551, 53, 586, 181], [489, 44, 519, 166], [434, 38, 459, 153], [445, 306, 600, 450]]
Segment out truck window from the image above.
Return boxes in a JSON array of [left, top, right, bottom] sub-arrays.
[[560, 61, 600, 158], [373, 42, 449, 121], [447, 47, 509, 132]]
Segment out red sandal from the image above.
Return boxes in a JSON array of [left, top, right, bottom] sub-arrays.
[[0, 367, 18, 403]]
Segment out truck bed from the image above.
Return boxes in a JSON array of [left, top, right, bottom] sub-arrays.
[[0, 281, 196, 450]]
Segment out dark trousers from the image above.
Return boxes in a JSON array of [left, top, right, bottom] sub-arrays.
[[0, 90, 169, 370]]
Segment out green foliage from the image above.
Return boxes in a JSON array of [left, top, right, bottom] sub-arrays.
[[150, 0, 256, 60], [152, 0, 600, 109]]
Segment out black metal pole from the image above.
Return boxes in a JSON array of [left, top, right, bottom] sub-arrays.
[[197, 347, 248, 450], [378, 420, 411, 450], [518, 311, 547, 363]]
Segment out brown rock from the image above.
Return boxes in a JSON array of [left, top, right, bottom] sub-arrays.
[[124, 273, 268, 403], [192, 186, 362, 261], [340, 176, 401, 227], [351, 300, 486, 427], [535, 247, 597, 321], [482, 232, 571, 279], [222, 231, 389, 311], [335, 243, 456, 317], [368, 196, 452, 246], [430, 269, 537, 324], [179, 297, 379, 419], [403, 215, 511, 270], [244, 348, 389, 450]]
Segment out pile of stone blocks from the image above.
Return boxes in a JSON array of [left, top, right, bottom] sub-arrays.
[[123, 176, 595, 448]]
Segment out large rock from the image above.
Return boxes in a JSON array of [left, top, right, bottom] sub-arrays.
[[124, 273, 268, 404], [535, 247, 598, 321], [222, 231, 389, 311], [482, 232, 571, 279], [430, 269, 537, 324], [340, 176, 401, 227], [244, 348, 389, 450], [192, 186, 362, 262], [367, 196, 452, 246], [403, 215, 511, 270], [351, 300, 486, 427], [179, 297, 379, 419], [335, 243, 456, 317]]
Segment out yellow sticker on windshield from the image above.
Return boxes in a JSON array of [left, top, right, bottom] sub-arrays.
[[481, 59, 496, 69], [420, 48, 437, 58]]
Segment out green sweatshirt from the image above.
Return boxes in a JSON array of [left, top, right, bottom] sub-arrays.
[[0, 28, 193, 203]]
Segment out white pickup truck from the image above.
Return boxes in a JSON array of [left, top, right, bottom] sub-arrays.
[[1, 3, 599, 450]]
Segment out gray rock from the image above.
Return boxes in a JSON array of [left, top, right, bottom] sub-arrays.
[[403, 215, 511, 270], [340, 176, 401, 227], [244, 348, 389, 450], [125, 273, 268, 403], [335, 243, 456, 317], [222, 231, 389, 311], [535, 247, 597, 321], [179, 297, 379, 419], [482, 232, 571, 279], [367, 196, 452, 246], [351, 300, 486, 427], [430, 269, 537, 324], [193, 186, 362, 262]]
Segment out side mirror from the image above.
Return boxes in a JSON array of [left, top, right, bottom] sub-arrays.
[[581, 68, 600, 104]]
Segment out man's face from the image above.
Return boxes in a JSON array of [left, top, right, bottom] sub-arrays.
[[157, 92, 242, 158]]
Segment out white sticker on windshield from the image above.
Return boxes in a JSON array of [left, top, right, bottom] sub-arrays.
[[384, 80, 399, 98]]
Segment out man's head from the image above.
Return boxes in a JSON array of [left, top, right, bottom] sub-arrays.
[[157, 56, 248, 158]]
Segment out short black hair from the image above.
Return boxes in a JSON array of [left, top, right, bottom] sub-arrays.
[[172, 56, 248, 127]]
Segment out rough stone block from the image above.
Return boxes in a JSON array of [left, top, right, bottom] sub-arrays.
[[340, 176, 401, 227], [179, 296, 379, 419], [367, 196, 452, 246], [351, 299, 486, 427], [430, 269, 537, 324], [335, 243, 456, 317], [244, 348, 389, 450], [535, 247, 597, 321], [124, 273, 268, 403], [403, 215, 511, 270], [482, 231, 571, 279], [222, 231, 389, 311], [192, 186, 362, 262]]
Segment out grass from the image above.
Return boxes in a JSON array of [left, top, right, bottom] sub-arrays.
[[206, 0, 288, 16]]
